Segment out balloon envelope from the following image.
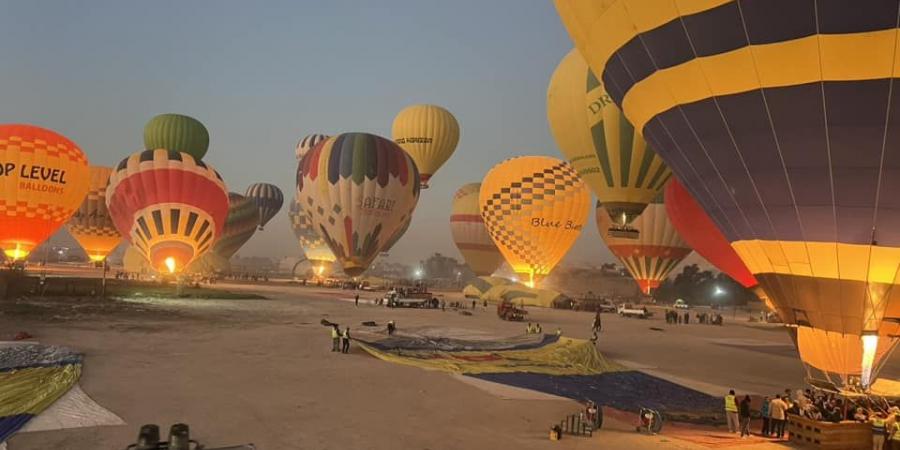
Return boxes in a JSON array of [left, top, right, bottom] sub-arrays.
[[106, 149, 229, 274], [548, 49, 671, 227], [392, 104, 459, 188], [479, 156, 589, 287], [0, 124, 90, 260], [245, 183, 283, 230], [554, 1, 900, 387], [287, 194, 336, 264], [665, 178, 757, 289], [450, 183, 504, 276], [208, 192, 259, 260], [66, 166, 121, 262], [143, 114, 209, 161], [295, 134, 329, 161], [296, 132, 420, 276], [597, 193, 692, 295]]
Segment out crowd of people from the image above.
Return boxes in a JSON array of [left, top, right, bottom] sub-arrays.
[[663, 309, 723, 325]]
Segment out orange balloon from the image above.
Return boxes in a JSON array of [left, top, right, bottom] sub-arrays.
[[66, 166, 121, 262], [0, 124, 90, 260]]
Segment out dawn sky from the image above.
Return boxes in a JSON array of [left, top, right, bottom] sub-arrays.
[[1, 1, 638, 268]]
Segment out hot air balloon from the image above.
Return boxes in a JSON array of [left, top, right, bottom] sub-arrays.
[[106, 149, 229, 274], [391, 104, 459, 188], [287, 194, 336, 267], [548, 49, 671, 233], [479, 156, 589, 287], [665, 178, 761, 291], [296, 132, 420, 276], [450, 183, 504, 276], [0, 124, 90, 260], [207, 192, 259, 260], [295, 134, 330, 161], [554, 1, 900, 389], [65, 166, 121, 262], [597, 193, 692, 295], [382, 216, 411, 254], [143, 114, 209, 161], [245, 183, 283, 230]]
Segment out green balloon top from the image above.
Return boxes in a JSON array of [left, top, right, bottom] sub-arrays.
[[143, 113, 210, 160]]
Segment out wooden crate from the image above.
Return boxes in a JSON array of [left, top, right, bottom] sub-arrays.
[[787, 414, 872, 450]]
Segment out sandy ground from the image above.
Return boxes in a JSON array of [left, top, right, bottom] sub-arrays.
[[5, 281, 890, 449]]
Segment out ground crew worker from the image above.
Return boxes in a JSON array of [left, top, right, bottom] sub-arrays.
[[341, 327, 351, 354], [331, 325, 340, 352], [555, 327, 561, 336], [890, 414, 900, 450], [536, 323, 542, 334], [526, 322, 533, 334], [872, 412, 888, 450], [724, 389, 739, 433], [355, 293, 359, 307]]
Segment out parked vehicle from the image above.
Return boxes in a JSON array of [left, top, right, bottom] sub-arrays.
[[617, 304, 651, 319], [673, 299, 690, 310]]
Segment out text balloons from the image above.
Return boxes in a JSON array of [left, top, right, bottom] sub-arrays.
[[0, 124, 90, 259], [392, 104, 459, 188], [297, 132, 420, 276], [66, 166, 121, 262], [107, 149, 229, 274], [480, 156, 589, 287], [548, 49, 670, 228]]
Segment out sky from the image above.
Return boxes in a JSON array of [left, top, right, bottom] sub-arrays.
[[0, 1, 666, 269]]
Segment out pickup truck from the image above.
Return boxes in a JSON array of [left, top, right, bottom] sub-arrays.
[[617, 304, 652, 319]]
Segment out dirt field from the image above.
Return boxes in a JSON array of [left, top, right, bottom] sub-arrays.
[[4, 281, 887, 449]]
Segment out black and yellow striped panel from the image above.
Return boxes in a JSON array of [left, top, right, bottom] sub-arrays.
[[129, 205, 216, 262]]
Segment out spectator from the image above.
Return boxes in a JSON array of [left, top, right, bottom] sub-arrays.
[[739, 395, 752, 438], [769, 395, 788, 439], [760, 396, 771, 436]]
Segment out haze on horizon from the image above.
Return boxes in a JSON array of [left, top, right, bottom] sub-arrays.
[[0, 1, 708, 271]]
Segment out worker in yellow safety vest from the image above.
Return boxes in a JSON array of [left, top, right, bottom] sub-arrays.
[[331, 324, 340, 352], [724, 390, 739, 433], [872, 412, 888, 450]]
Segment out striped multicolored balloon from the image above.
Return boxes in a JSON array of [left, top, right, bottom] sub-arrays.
[[106, 149, 229, 274], [295, 133, 330, 161], [296, 132, 420, 276], [450, 183, 503, 276]]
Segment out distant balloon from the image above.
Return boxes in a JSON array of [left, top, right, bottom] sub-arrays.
[[106, 149, 229, 274], [245, 183, 283, 230], [287, 194, 336, 265], [391, 104, 459, 188], [547, 49, 671, 229], [479, 156, 589, 287], [450, 183, 504, 276], [0, 124, 90, 260], [597, 193, 692, 295], [143, 114, 210, 161], [66, 166, 121, 262], [295, 134, 330, 161], [296, 132, 420, 276], [664, 178, 757, 289]]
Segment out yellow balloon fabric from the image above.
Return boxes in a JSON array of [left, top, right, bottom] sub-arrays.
[[66, 166, 121, 262], [479, 156, 590, 287], [548, 49, 671, 226], [450, 183, 504, 276], [391, 104, 460, 188]]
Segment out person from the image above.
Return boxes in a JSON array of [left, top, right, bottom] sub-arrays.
[[890, 410, 900, 450], [536, 323, 543, 334], [331, 324, 340, 352], [387, 320, 396, 336], [472, 299, 477, 309], [483, 299, 488, 308], [355, 293, 359, 307], [739, 395, 752, 438], [526, 322, 533, 334], [872, 411, 888, 450], [724, 390, 739, 433], [769, 395, 788, 439], [684, 311, 690, 325], [760, 396, 771, 437], [341, 327, 351, 353], [555, 327, 562, 336], [441, 299, 446, 311]]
